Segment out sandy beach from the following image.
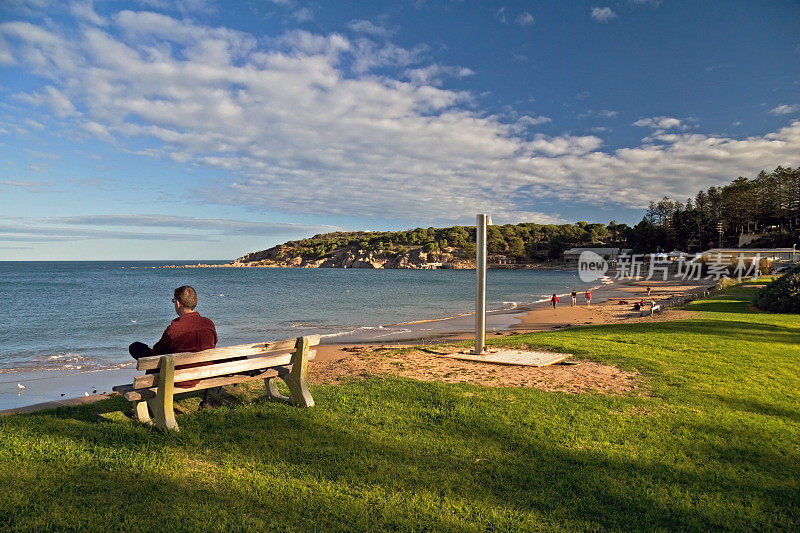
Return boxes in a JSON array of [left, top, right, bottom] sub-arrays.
[[0, 277, 713, 414], [303, 278, 713, 393], [507, 277, 710, 334]]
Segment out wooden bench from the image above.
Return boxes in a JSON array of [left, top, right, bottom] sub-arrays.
[[640, 303, 662, 317], [113, 335, 320, 431]]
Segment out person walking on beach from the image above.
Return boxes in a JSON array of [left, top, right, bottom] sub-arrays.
[[551, 293, 559, 310], [585, 289, 592, 307], [129, 285, 217, 388], [571, 289, 577, 307]]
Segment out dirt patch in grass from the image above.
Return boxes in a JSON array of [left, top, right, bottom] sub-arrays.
[[310, 346, 639, 395]]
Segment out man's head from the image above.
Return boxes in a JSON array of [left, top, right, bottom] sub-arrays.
[[173, 285, 197, 315]]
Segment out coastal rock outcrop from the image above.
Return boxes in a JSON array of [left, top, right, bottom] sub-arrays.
[[226, 242, 470, 269]]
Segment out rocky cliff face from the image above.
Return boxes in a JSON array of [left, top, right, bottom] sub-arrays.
[[230, 244, 474, 269]]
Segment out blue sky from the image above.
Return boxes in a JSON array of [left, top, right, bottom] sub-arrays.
[[1, 0, 799, 260]]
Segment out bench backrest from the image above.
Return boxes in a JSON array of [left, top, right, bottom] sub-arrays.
[[132, 335, 321, 390]]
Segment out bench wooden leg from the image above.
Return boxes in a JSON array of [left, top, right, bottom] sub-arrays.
[[285, 336, 314, 407], [263, 336, 314, 407], [264, 376, 290, 402], [133, 400, 152, 425], [152, 354, 179, 431]]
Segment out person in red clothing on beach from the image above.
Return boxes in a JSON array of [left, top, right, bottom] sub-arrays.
[[550, 293, 559, 309], [585, 289, 592, 307], [129, 285, 217, 388]]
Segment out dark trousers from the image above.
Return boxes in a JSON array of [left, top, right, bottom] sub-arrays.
[[129, 341, 153, 360], [129, 342, 158, 376]]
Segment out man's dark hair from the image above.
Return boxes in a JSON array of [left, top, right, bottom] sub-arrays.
[[174, 286, 197, 309]]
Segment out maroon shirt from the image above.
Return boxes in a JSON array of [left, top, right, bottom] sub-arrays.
[[153, 312, 217, 388]]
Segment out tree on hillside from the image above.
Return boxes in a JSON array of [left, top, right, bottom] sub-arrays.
[[630, 166, 799, 251]]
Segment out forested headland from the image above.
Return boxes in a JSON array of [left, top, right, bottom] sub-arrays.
[[232, 166, 799, 268]]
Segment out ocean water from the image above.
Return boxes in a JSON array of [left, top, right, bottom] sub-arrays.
[[0, 261, 591, 374]]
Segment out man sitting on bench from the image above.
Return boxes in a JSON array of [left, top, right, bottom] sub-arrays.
[[129, 285, 217, 388]]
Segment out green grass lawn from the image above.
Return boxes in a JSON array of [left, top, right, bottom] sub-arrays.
[[1, 287, 798, 531]]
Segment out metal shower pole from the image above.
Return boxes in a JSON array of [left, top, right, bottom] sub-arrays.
[[473, 213, 488, 355]]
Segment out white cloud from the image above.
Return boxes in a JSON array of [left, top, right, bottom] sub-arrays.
[[770, 104, 800, 116], [0, 179, 42, 192], [290, 7, 313, 22], [23, 118, 45, 130], [405, 64, 475, 86], [509, 115, 552, 134], [26, 149, 59, 159], [15, 85, 79, 118], [591, 7, 617, 22], [633, 116, 683, 129], [518, 115, 552, 126], [490, 210, 568, 225], [1, 0, 48, 17], [347, 19, 393, 39], [350, 38, 429, 74], [516, 12, 535, 26], [529, 134, 603, 156], [263, 0, 313, 23], [1, 9, 799, 226], [495, 7, 507, 24], [174, 0, 217, 16], [275, 29, 349, 56], [81, 120, 113, 141], [0, 35, 14, 65], [0, 222, 213, 241], [70, 0, 106, 26], [579, 109, 619, 119], [53, 214, 342, 236]]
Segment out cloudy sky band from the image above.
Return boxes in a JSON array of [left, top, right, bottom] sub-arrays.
[[1, 0, 798, 259]]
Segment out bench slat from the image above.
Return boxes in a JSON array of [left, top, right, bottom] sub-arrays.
[[174, 368, 283, 394], [136, 335, 320, 370], [112, 383, 135, 395], [122, 388, 156, 402], [132, 349, 316, 389], [121, 369, 286, 401], [136, 341, 282, 370]]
